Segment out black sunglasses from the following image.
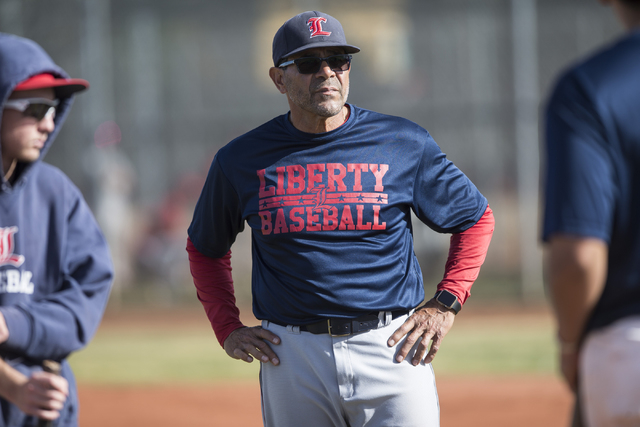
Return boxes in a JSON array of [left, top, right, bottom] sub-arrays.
[[3, 98, 59, 121], [279, 54, 352, 75]]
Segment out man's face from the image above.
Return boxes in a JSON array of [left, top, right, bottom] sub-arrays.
[[280, 47, 350, 118], [1, 87, 56, 169]]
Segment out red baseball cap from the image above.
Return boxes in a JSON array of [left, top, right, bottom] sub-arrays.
[[14, 73, 89, 98]]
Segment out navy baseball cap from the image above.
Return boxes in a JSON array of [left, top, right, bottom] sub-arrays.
[[272, 11, 360, 66]]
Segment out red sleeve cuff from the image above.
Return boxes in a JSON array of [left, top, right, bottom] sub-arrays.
[[437, 205, 494, 305]]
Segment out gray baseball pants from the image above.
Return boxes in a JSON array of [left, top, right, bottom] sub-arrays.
[[260, 313, 440, 427]]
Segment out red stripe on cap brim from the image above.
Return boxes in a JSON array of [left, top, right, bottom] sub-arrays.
[[15, 73, 89, 97]]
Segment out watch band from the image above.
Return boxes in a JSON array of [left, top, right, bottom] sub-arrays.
[[434, 290, 462, 314]]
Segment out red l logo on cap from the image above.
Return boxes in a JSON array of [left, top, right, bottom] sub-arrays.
[[307, 17, 331, 37]]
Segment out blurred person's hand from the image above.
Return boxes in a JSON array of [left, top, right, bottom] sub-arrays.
[[0, 362, 68, 420]]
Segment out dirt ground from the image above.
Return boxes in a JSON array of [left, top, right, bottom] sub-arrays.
[[77, 307, 573, 426], [78, 376, 572, 426]]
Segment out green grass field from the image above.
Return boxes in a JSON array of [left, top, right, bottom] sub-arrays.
[[69, 309, 558, 385], [432, 313, 556, 375], [69, 321, 260, 385]]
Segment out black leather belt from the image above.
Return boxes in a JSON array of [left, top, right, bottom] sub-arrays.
[[272, 311, 407, 337]]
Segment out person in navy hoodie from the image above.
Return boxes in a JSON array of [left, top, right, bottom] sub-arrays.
[[0, 33, 113, 426]]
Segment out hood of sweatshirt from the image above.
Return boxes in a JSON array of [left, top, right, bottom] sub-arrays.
[[0, 32, 77, 192]]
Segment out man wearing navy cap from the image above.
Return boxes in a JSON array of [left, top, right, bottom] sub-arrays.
[[0, 33, 113, 426], [188, 11, 494, 426]]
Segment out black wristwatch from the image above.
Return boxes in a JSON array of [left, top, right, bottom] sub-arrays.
[[434, 290, 462, 314]]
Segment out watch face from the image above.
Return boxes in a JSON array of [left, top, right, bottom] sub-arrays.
[[437, 291, 457, 307]]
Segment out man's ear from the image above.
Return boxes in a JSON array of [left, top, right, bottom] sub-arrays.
[[269, 67, 287, 94]]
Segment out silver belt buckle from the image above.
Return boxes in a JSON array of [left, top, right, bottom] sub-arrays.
[[328, 319, 350, 337]]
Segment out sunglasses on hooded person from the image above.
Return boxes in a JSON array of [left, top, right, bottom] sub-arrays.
[[3, 98, 59, 122], [279, 54, 352, 74]]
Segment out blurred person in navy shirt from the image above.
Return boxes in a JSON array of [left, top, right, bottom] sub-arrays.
[[543, 1, 640, 425]]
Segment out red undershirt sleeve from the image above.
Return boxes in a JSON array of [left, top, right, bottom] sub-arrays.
[[186, 238, 244, 347], [437, 205, 495, 305]]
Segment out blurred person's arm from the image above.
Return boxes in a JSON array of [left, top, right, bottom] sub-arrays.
[[0, 358, 68, 420], [0, 184, 113, 361], [546, 235, 608, 391]]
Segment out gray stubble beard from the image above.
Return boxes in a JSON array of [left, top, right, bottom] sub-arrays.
[[286, 77, 350, 118]]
